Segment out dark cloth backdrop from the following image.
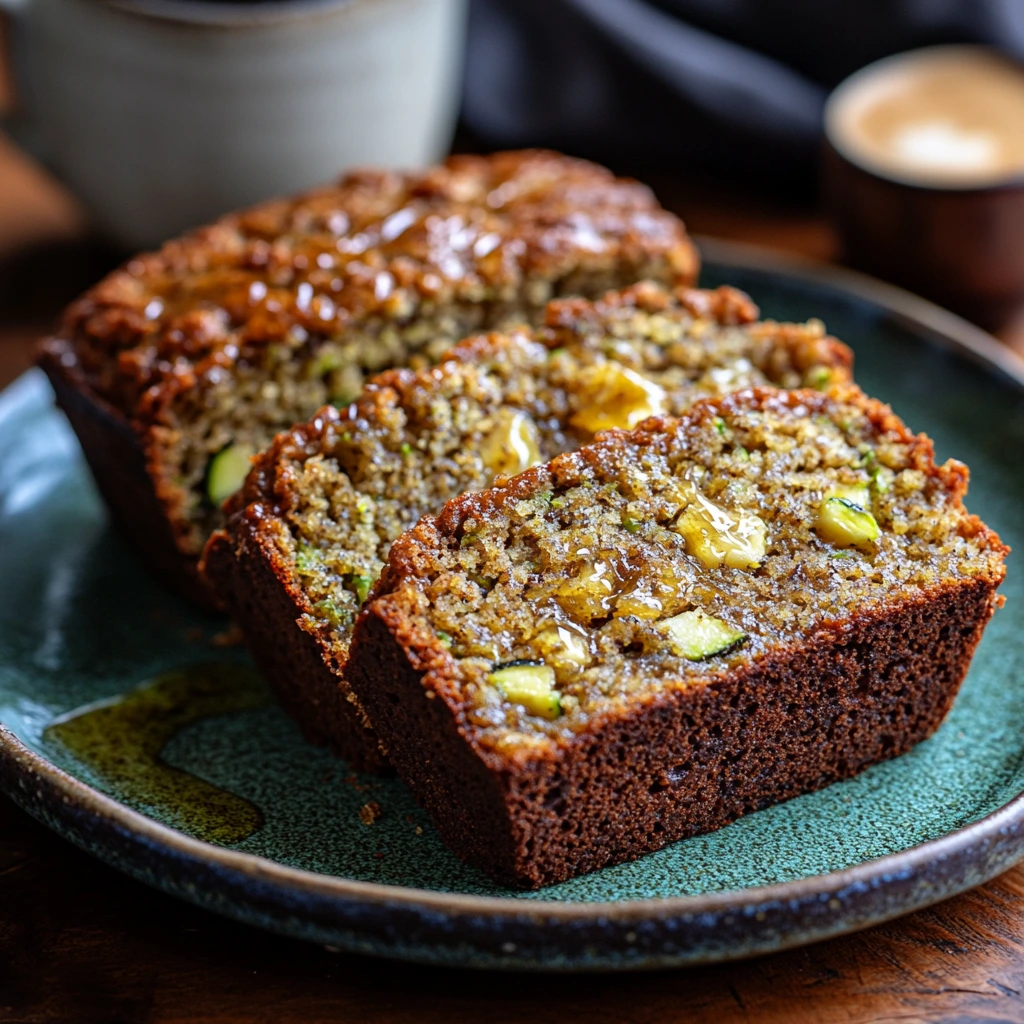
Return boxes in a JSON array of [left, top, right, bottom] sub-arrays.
[[462, 0, 1024, 189]]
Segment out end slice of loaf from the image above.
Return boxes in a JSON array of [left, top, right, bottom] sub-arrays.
[[202, 285, 853, 770], [346, 385, 1007, 887], [38, 150, 699, 607]]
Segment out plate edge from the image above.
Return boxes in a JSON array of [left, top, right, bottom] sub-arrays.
[[3, 249, 1024, 966]]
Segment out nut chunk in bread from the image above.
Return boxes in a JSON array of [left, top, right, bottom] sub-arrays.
[[346, 386, 1007, 888], [38, 150, 699, 606], [202, 285, 854, 771]]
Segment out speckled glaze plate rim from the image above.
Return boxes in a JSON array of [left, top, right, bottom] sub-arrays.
[[3, 239, 1024, 971]]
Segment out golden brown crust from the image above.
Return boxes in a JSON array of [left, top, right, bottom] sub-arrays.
[[544, 280, 759, 329], [38, 339, 212, 605], [50, 150, 698, 417]]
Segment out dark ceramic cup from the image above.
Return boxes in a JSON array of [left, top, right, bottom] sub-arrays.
[[824, 46, 1024, 331]]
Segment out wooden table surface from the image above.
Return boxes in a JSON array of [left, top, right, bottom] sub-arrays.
[[3, 126, 1024, 1022]]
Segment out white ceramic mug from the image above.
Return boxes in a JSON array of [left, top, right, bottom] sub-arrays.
[[0, 0, 467, 248]]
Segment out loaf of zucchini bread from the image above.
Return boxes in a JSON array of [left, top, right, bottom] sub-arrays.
[[39, 150, 699, 606], [346, 386, 1007, 887], [202, 284, 853, 770]]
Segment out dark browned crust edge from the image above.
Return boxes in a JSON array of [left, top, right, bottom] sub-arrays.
[[202, 507, 389, 773], [37, 338, 218, 610], [346, 384, 1008, 886], [348, 576, 1002, 889]]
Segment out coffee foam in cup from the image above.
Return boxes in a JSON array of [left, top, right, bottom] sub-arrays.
[[826, 47, 1024, 188]]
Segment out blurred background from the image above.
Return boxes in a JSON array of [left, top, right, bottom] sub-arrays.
[[1, 0, 1024, 391]]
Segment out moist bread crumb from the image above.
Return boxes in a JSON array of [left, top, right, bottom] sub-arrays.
[[345, 385, 1007, 887], [202, 284, 853, 770], [39, 150, 699, 606]]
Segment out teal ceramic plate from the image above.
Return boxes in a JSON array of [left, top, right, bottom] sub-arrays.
[[2, 241, 1023, 971]]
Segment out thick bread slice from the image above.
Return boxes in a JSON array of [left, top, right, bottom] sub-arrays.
[[346, 386, 1007, 886]]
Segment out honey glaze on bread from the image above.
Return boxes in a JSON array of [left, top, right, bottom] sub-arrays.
[[40, 150, 699, 606]]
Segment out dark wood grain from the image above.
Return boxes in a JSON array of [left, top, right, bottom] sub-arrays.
[[2, 100, 1024, 1024], [3, 795, 1024, 1023]]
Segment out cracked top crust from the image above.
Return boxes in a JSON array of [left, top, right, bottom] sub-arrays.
[[47, 150, 699, 418]]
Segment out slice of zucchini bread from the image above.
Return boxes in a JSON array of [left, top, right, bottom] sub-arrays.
[[202, 284, 853, 770], [38, 150, 699, 606], [346, 386, 1007, 887]]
